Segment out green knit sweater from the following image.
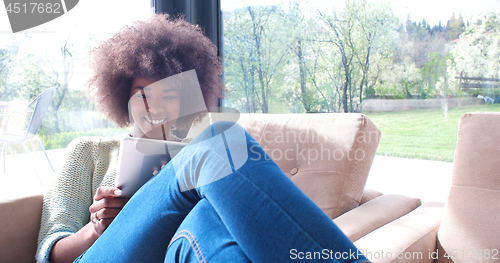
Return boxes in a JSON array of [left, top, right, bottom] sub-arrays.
[[36, 136, 121, 263]]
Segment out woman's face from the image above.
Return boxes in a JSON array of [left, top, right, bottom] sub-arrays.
[[129, 77, 181, 140]]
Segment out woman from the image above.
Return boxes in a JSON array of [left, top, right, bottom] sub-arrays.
[[37, 14, 369, 263]]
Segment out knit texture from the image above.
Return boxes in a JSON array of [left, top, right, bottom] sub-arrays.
[[36, 136, 121, 263]]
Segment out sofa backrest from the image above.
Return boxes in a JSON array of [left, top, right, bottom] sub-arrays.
[[0, 194, 43, 263], [235, 113, 381, 219], [437, 112, 500, 262]]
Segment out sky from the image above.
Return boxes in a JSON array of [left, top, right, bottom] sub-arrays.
[[222, 0, 500, 26]]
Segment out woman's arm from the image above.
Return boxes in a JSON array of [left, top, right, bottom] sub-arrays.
[[49, 223, 99, 263], [36, 137, 122, 263], [50, 187, 127, 263], [37, 138, 96, 263]]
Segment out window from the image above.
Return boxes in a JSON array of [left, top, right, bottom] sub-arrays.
[[0, 0, 150, 148], [221, 0, 500, 162]]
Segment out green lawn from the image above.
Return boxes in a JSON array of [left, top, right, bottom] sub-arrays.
[[364, 104, 500, 162]]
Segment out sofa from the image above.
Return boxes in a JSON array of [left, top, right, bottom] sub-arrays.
[[1, 113, 425, 263], [353, 112, 500, 263]]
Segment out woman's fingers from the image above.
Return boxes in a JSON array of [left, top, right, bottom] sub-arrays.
[[90, 197, 123, 212], [90, 207, 119, 237], [153, 161, 168, 175], [101, 196, 128, 208], [90, 197, 128, 213], [91, 208, 122, 236], [89, 197, 129, 236], [89, 187, 129, 236], [94, 207, 122, 220], [94, 186, 122, 201]]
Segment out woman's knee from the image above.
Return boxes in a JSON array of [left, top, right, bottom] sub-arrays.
[[172, 121, 251, 192]]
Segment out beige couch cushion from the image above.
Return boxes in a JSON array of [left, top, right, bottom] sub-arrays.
[[0, 194, 43, 263], [354, 202, 444, 263], [360, 189, 384, 204], [437, 112, 500, 263], [334, 194, 421, 242], [237, 113, 381, 219]]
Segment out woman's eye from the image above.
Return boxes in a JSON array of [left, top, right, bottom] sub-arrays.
[[164, 96, 177, 100], [137, 94, 147, 99]]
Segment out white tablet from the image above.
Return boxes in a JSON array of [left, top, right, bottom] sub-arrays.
[[115, 137, 187, 198]]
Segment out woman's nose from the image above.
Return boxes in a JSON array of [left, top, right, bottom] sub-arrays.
[[145, 97, 166, 114]]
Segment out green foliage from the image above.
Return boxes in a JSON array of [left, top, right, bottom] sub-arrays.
[[224, 0, 400, 113], [223, 0, 480, 113], [39, 127, 129, 150], [446, 13, 465, 41], [224, 5, 289, 113], [419, 52, 449, 98], [0, 30, 115, 136], [447, 12, 500, 97]]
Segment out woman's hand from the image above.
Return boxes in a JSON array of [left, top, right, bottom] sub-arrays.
[[152, 161, 168, 176], [89, 187, 129, 236]]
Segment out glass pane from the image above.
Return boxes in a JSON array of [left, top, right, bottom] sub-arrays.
[[221, 0, 500, 162]]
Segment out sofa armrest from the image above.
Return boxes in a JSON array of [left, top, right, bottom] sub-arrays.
[[353, 202, 444, 263], [360, 189, 384, 205], [0, 194, 43, 263], [334, 194, 421, 242]]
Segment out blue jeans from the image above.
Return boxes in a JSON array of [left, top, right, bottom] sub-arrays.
[[77, 122, 368, 262]]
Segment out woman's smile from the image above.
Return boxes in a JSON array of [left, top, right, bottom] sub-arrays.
[[144, 116, 169, 125]]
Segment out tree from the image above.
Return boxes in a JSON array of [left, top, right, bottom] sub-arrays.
[[7, 36, 75, 133], [0, 39, 22, 100], [47, 37, 74, 133], [2, 31, 110, 135], [318, 2, 357, 112], [447, 12, 500, 96], [278, 1, 333, 113], [223, 0, 463, 114], [446, 13, 465, 41], [224, 5, 289, 113], [224, 8, 263, 113], [0, 49, 13, 100], [352, 0, 398, 104], [420, 52, 448, 98], [318, 0, 397, 112]]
